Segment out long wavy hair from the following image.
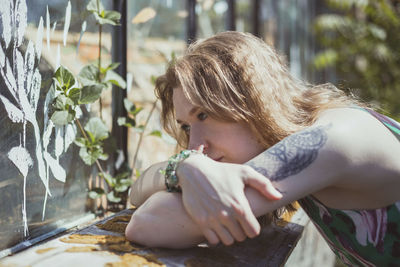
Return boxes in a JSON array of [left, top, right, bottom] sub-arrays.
[[155, 31, 364, 149], [155, 31, 365, 220]]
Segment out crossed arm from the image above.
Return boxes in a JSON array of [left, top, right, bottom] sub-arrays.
[[125, 122, 350, 248], [125, 109, 399, 248]]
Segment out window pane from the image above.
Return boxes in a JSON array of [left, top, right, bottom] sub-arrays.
[[0, 0, 113, 252], [126, 1, 182, 170], [196, 0, 227, 38], [236, 0, 252, 33], [260, 0, 317, 81]]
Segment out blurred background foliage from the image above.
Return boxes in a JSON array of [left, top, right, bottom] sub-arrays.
[[314, 0, 400, 120]]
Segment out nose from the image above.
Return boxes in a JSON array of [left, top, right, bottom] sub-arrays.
[[187, 125, 207, 152]]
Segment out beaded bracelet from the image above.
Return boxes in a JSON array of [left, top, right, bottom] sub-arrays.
[[161, 149, 201, 192]]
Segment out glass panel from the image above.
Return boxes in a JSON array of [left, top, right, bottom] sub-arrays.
[[236, 0, 252, 33], [0, 0, 114, 253], [127, 1, 183, 171], [196, 0, 227, 38], [260, 0, 317, 81]]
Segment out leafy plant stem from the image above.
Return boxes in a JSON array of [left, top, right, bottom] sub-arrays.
[[98, 26, 102, 79], [132, 100, 158, 173], [99, 97, 103, 120], [76, 118, 105, 174]]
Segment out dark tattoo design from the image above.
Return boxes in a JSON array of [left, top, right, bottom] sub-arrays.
[[247, 125, 330, 182]]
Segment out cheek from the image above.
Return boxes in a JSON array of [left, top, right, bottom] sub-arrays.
[[231, 129, 264, 159]]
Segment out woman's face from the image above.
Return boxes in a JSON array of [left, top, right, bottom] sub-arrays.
[[172, 88, 265, 164]]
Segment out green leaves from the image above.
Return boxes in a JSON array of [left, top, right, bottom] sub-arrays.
[[69, 87, 81, 105], [85, 117, 109, 141], [54, 94, 74, 109], [75, 118, 109, 165], [88, 187, 105, 199], [78, 144, 108, 165], [86, 0, 104, 13], [91, 171, 133, 203], [313, 49, 338, 69], [117, 117, 136, 128], [104, 69, 126, 89], [315, 0, 400, 118], [149, 130, 162, 138], [123, 98, 142, 115], [53, 65, 76, 92], [117, 99, 143, 128], [79, 63, 126, 90], [80, 84, 105, 104], [93, 10, 121, 26], [107, 191, 121, 203], [50, 0, 131, 208], [50, 67, 80, 126], [100, 172, 132, 191], [86, 0, 121, 26], [50, 62, 127, 126], [78, 64, 99, 86], [51, 110, 75, 126]]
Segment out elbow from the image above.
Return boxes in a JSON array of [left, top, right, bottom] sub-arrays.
[[129, 194, 141, 208], [125, 212, 202, 249], [125, 212, 175, 248], [129, 185, 144, 207], [125, 213, 157, 247]]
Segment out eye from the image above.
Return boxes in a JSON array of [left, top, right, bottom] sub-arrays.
[[197, 112, 208, 121], [181, 124, 190, 134]]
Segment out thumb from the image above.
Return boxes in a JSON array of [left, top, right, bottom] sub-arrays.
[[245, 174, 282, 200]]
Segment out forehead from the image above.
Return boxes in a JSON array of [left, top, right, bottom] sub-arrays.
[[172, 87, 198, 120]]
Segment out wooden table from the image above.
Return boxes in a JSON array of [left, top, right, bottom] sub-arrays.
[[0, 209, 305, 267]]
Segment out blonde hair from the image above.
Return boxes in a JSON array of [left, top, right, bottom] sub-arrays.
[[155, 31, 367, 221], [155, 31, 363, 149]]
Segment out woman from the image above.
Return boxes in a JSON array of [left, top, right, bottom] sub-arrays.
[[125, 31, 400, 266]]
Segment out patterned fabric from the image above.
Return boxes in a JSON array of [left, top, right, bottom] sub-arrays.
[[298, 108, 400, 266]]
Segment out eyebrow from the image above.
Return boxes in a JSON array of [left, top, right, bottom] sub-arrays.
[[176, 107, 199, 124]]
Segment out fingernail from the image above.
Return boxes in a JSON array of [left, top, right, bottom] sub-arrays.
[[198, 144, 204, 153], [274, 190, 283, 198]]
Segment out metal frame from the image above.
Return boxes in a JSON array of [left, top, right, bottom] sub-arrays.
[[252, 0, 261, 37], [186, 0, 197, 44], [111, 0, 128, 170], [226, 0, 236, 31]]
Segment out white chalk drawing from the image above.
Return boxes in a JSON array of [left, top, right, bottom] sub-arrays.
[[63, 1, 71, 46], [46, 6, 50, 51], [8, 146, 33, 236], [0, 0, 76, 236]]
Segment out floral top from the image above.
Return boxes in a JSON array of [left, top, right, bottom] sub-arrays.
[[298, 108, 400, 266]]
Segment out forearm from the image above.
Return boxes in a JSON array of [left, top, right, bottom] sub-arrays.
[[126, 191, 204, 248], [244, 124, 349, 216], [129, 161, 167, 207], [126, 186, 291, 248]]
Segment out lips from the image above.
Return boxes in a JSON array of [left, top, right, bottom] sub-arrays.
[[213, 156, 223, 162]]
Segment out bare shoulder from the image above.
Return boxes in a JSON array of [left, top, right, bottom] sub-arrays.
[[316, 107, 400, 148], [312, 107, 400, 208]]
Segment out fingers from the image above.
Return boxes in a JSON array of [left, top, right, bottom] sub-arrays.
[[184, 198, 236, 246], [202, 228, 220, 245], [205, 203, 259, 244], [209, 223, 235, 246], [244, 167, 282, 200], [202, 224, 234, 246], [217, 210, 247, 242], [231, 198, 260, 238], [197, 144, 205, 153], [202, 216, 241, 246]]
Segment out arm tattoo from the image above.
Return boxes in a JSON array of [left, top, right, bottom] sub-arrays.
[[247, 125, 330, 182]]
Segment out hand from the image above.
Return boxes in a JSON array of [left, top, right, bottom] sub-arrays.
[[177, 154, 282, 246]]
